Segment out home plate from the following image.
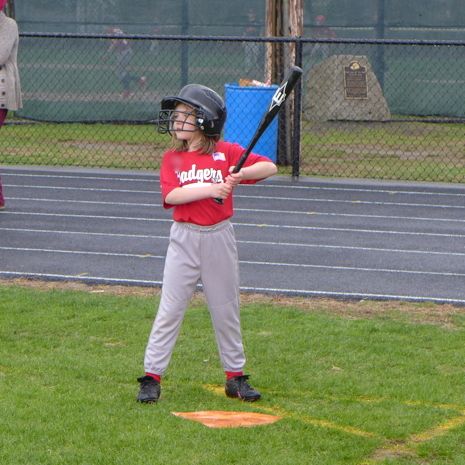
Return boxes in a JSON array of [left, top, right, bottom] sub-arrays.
[[172, 410, 281, 428]]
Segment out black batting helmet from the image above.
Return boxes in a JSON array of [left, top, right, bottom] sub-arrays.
[[158, 84, 227, 137]]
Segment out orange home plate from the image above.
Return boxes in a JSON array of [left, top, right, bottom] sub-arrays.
[[172, 410, 281, 428]]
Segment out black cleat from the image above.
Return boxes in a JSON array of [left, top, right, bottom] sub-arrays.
[[225, 375, 261, 402], [137, 376, 161, 403]]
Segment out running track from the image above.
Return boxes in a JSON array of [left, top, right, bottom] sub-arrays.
[[1, 166, 464, 305]]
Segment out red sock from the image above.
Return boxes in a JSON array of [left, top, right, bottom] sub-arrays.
[[225, 371, 243, 380], [145, 372, 161, 383]]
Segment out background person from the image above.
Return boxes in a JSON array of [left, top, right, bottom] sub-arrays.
[[0, 0, 22, 210], [305, 14, 337, 64], [243, 8, 261, 76], [136, 84, 277, 404], [105, 27, 146, 99], [149, 18, 161, 53]]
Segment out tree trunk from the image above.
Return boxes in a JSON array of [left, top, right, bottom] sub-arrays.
[[266, 0, 303, 165], [266, 0, 303, 82]]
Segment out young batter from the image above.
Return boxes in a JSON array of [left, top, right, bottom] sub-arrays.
[[137, 84, 277, 403]]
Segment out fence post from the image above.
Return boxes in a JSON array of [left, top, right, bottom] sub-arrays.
[[375, 0, 386, 89], [181, 0, 189, 87], [292, 37, 303, 180], [6, 0, 15, 18]]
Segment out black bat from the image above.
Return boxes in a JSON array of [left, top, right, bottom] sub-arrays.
[[215, 65, 303, 204]]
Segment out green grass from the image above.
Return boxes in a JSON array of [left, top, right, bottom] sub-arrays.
[[2, 283, 465, 465], [299, 120, 465, 181], [0, 123, 165, 170], [2, 119, 465, 181]]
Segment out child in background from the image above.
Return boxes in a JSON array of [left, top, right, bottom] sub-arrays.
[[105, 27, 146, 99], [137, 84, 277, 403]]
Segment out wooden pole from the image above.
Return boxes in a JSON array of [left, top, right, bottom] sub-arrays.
[[289, 0, 304, 57], [265, 0, 277, 84], [266, 0, 303, 166], [266, 0, 303, 82]]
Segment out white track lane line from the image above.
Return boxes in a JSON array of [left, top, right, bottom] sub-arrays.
[[0, 226, 167, 239], [1, 227, 465, 257], [236, 207, 465, 223], [4, 184, 465, 209], [1, 246, 464, 278], [2, 212, 465, 237], [5, 171, 465, 198], [240, 260, 465, 277], [9, 196, 161, 207], [297, 211, 465, 223], [239, 240, 465, 257], [6, 197, 465, 223], [240, 196, 465, 209], [240, 222, 465, 238], [0, 228, 168, 239], [237, 286, 465, 305], [5, 184, 155, 194], [1, 270, 464, 305], [0, 271, 163, 286], [257, 183, 465, 197], [3, 211, 172, 223], [0, 246, 164, 259], [2, 173, 155, 182]]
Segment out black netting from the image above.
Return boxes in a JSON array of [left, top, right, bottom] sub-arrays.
[[15, 0, 465, 39]]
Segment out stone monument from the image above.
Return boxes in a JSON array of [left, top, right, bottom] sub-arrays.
[[304, 55, 391, 121]]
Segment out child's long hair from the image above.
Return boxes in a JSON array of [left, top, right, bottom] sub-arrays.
[[170, 134, 219, 155]]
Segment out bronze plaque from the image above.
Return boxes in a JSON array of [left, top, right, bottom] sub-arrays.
[[344, 61, 368, 99]]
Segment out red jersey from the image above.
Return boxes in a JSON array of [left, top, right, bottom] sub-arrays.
[[160, 140, 271, 226]]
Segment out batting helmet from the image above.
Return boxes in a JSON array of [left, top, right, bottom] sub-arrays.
[[158, 84, 227, 137]]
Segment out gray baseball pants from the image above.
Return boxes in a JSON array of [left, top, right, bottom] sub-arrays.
[[143, 220, 246, 376]]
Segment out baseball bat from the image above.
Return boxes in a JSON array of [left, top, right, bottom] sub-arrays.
[[215, 65, 303, 204]]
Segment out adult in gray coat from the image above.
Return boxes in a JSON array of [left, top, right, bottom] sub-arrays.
[[0, 0, 22, 209]]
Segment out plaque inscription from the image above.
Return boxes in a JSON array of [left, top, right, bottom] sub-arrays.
[[344, 61, 368, 99]]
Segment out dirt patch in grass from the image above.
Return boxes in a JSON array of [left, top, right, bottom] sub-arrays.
[[1, 278, 464, 329], [368, 440, 417, 462]]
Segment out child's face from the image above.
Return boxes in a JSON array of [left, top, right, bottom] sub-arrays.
[[171, 103, 201, 143]]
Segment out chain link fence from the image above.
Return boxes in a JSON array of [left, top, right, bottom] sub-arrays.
[[299, 37, 465, 182], [2, 33, 465, 183]]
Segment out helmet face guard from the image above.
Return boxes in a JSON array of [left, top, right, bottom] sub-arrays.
[[158, 107, 209, 135], [158, 84, 226, 137]]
